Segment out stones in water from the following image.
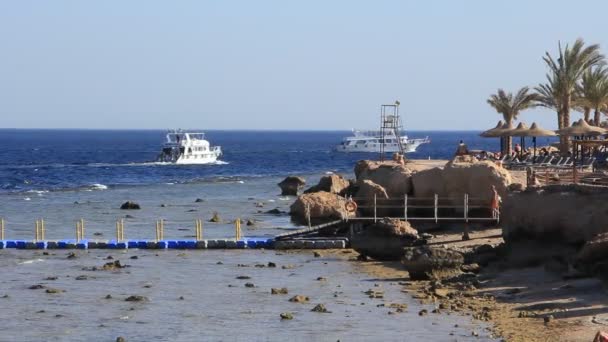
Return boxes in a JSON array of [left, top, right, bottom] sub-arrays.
[[195, 198, 205, 203], [120, 201, 140, 210], [401, 246, 464, 280], [236, 275, 251, 280], [246, 219, 256, 226], [102, 260, 127, 271], [313, 251, 322, 258], [28, 284, 45, 290], [280, 312, 293, 320], [267, 262, 277, 268], [418, 309, 428, 316], [45, 288, 64, 294], [209, 212, 221, 223], [271, 288, 288, 295], [116, 337, 127, 342], [364, 289, 384, 299], [124, 295, 149, 302], [311, 304, 330, 313], [288, 295, 309, 303], [75, 275, 88, 280], [266, 208, 283, 215], [278, 176, 306, 196], [45, 276, 58, 281], [316, 277, 327, 281], [244, 283, 255, 288], [66, 252, 77, 259]]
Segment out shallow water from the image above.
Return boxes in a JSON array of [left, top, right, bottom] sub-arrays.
[[0, 249, 496, 341], [0, 176, 307, 241]]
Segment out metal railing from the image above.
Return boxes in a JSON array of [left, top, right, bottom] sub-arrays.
[[348, 193, 499, 223]]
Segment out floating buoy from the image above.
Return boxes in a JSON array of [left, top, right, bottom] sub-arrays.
[[344, 200, 358, 213]]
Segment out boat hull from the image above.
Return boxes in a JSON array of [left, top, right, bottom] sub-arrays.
[[335, 139, 428, 153]]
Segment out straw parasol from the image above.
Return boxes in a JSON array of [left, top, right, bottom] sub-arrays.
[[556, 119, 607, 136], [507, 123, 529, 155], [525, 122, 557, 158], [480, 120, 504, 138]]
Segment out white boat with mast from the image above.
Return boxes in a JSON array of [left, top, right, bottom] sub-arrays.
[[156, 129, 222, 164], [335, 101, 429, 153]]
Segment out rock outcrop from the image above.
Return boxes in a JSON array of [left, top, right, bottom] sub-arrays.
[[278, 176, 306, 196], [354, 161, 412, 198], [412, 159, 510, 205], [304, 174, 350, 195], [351, 218, 420, 260], [502, 184, 608, 244], [120, 201, 140, 210], [401, 246, 464, 280], [355, 180, 390, 216], [289, 191, 352, 223]]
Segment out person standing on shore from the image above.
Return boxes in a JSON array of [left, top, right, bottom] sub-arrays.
[[455, 140, 469, 156]]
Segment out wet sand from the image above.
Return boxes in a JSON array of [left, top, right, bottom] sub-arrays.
[[0, 249, 495, 341]]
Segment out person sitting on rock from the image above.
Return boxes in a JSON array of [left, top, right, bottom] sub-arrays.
[[455, 140, 469, 156]]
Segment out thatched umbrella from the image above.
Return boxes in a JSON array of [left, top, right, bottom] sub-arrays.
[[556, 118, 607, 136], [480, 120, 505, 153], [525, 122, 556, 158], [503, 122, 529, 157], [480, 120, 505, 137], [557, 119, 607, 162]]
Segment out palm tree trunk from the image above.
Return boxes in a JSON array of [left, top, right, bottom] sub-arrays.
[[584, 107, 591, 123], [505, 118, 513, 156], [594, 108, 601, 126], [560, 98, 571, 154]]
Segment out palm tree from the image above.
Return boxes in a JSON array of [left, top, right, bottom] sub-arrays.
[[541, 39, 605, 152], [536, 74, 565, 128], [579, 66, 608, 125], [487, 87, 538, 155]]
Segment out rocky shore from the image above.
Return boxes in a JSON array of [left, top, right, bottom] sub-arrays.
[[284, 157, 608, 341]]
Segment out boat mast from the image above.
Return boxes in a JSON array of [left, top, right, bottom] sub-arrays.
[[379, 101, 404, 160]]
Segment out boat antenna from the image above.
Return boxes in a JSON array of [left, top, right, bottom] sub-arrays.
[[379, 101, 404, 161]]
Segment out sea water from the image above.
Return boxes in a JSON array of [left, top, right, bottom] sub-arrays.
[[0, 130, 509, 340]]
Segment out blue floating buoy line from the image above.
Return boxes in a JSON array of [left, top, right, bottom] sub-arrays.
[[0, 217, 349, 250]]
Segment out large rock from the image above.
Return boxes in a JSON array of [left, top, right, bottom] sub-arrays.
[[289, 191, 352, 223], [355, 160, 413, 198], [120, 201, 140, 210], [577, 232, 608, 264], [411, 160, 510, 206], [401, 246, 464, 280], [351, 219, 420, 260], [355, 180, 389, 216], [305, 174, 350, 195], [502, 184, 608, 244], [278, 176, 306, 196], [442, 159, 510, 204]]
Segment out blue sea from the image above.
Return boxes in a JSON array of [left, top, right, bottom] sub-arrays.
[[0, 129, 544, 193], [0, 129, 500, 341]]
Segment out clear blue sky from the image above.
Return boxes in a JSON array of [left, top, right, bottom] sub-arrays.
[[1, 0, 607, 130]]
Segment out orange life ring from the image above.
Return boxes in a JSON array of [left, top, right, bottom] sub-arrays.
[[345, 200, 358, 213]]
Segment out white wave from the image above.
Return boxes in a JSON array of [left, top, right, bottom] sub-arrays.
[[18, 259, 44, 265], [89, 160, 230, 167], [267, 199, 276, 202], [237, 180, 245, 184], [23, 197, 31, 201], [26, 190, 49, 194], [90, 183, 108, 190], [278, 197, 291, 201]]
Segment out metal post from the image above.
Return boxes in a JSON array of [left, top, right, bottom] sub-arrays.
[[116, 221, 120, 242], [404, 195, 408, 220], [41, 219, 45, 241], [80, 219, 84, 240], [373, 193, 377, 223], [434, 194, 438, 223], [35, 220, 39, 242], [464, 194, 469, 223], [1, 218, 4, 240]]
